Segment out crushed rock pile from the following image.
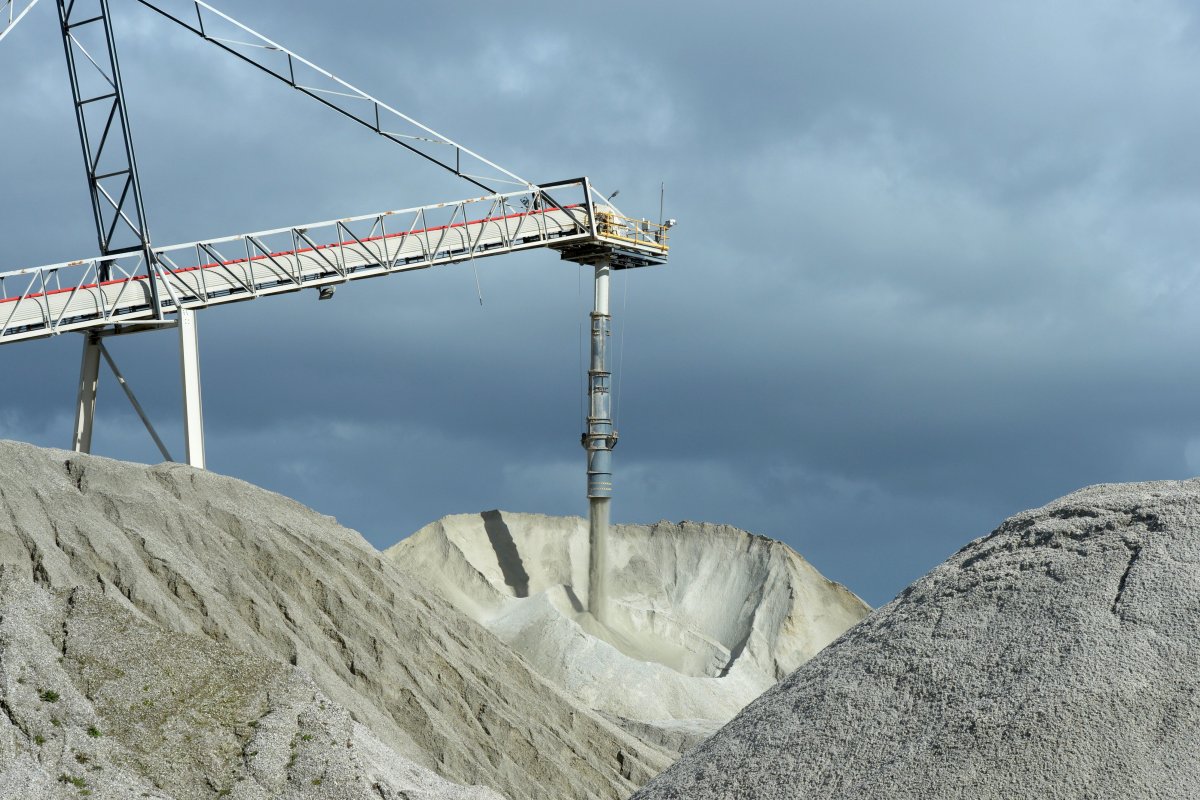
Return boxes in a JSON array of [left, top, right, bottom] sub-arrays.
[[388, 511, 869, 754], [0, 440, 672, 800], [632, 480, 1200, 799], [0, 569, 500, 800]]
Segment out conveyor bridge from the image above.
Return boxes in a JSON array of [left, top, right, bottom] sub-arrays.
[[0, 179, 668, 346], [2, 0, 671, 620]]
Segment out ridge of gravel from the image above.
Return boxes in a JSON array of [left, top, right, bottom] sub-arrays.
[[633, 479, 1200, 799]]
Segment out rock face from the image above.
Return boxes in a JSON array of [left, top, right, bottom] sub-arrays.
[[0, 441, 672, 800], [388, 512, 869, 754], [632, 480, 1200, 799]]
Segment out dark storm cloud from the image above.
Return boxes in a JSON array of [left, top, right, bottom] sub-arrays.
[[4, 0, 1200, 605]]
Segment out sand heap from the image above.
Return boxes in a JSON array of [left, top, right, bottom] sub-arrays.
[[633, 480, 1200, 799], [388, 512, 869, 754], [0, 441, 672, 799]]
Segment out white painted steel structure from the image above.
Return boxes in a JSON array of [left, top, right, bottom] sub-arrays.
[[2, 0, 672, 606], [0, 179, 668, 471], [178, 308, 203, 468], [0, 181, 670, 345]]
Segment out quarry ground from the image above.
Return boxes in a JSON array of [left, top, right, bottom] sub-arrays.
[[1, 438, 1190, 800], [0, 440, 866, 799]]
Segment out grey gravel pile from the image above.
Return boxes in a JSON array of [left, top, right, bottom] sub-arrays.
[[632, 480, 1200, 799], [0, 569, 502, 799], [0, 440, 671, 799]]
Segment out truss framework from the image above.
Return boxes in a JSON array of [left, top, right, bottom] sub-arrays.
[[57, 0, 166, 326], [2, 0, 672, 486], [58, 0, 151, 255], [0, 179, 668, 346]]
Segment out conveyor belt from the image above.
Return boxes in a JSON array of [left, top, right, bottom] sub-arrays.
[[0, 181, 668, 346]]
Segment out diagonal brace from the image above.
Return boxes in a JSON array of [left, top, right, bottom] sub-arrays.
[[98, 341, 174, 462]]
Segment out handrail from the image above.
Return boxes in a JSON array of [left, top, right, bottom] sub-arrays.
[[595, 209, 670, 252]]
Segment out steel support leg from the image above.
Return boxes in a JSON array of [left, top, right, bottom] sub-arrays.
[[583, 260, 615, 620], [71, 333, 102, 453], [178, 308, 205, 469]]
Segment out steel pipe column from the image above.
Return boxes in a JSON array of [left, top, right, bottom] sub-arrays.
[[584, 260, 615, 620], [178, 309, 205, 469], [72, 333, 102, 453]]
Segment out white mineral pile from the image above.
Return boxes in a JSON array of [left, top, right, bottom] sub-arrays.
[[0, 441, 672, 800], [388, 512, 869, 753], [632, 480, 1200, 799]]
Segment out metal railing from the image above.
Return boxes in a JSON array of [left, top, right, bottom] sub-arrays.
[[594, 209, 671, 252]]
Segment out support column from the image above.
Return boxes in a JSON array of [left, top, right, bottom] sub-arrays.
[[72, 333, 102, 453], [178, 308, 205, 469], [583, 260, 615, 620]]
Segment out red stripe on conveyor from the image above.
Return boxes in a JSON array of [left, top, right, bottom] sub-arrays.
[[0, 205, 580, 307]]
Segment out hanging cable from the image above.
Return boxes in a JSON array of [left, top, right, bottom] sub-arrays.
[[614, 267, 630, 429], [577, 263, 586, 429], [469, 253, 484, 306]]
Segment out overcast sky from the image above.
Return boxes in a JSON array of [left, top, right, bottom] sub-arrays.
[[3, 0, 1200, 606]]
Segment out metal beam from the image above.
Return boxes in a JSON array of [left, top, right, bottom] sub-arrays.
[[98, 342, 174, 462], [71, 333, 102, 452], [178, 308, 204, 468]]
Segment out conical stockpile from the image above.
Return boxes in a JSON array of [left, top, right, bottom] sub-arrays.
[[633, 480, 1200, 799]]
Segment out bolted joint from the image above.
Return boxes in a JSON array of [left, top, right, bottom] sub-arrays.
[[581, 430, 619, 449]]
